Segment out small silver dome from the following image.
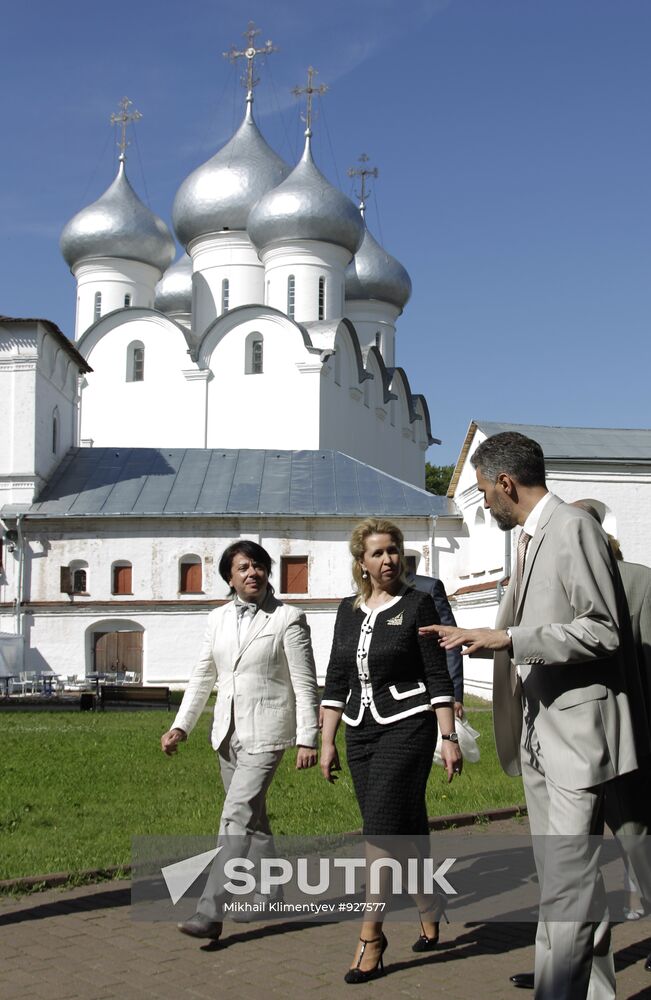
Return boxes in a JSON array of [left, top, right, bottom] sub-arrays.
[[173, 104, 290, 246], [154, 253, 192, 314], [345, 226, 412, 310], [247, 138, 364, 256], [60, 161, 175, 272]]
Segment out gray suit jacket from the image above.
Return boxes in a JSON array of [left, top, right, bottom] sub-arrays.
[[618, 560, 651, 726], [493, 495, 638, 791], [410, 574, 464, 702]]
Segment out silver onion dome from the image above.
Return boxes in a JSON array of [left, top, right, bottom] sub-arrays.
[[60, 161, 175, 272], [154, 253, 192, 314], [172, 104, 290, 246], [345, 226, 412, 310], [247, 137, 364, 256]]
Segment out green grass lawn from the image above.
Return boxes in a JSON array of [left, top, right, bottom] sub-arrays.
[[0, 707, 523, 881]]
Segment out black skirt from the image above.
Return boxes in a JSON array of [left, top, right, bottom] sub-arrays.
[[345, 709, 437, 836]]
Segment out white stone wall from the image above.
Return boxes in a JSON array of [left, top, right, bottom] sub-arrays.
[[73, 259, 161, 338], [344, 300, 399, 368], [189, 233, 265, 332], [201, 310, 323, 451], [0, 322, 81, 505], [2, 514, 436, 684], [78, 312, 206, 448], [260, 241, 350, 323]]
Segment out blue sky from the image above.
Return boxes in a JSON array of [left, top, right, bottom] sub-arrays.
[[3, 0, 651, 465]]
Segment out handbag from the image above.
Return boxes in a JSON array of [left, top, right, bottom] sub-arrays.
[[434, 716, 481, 765]]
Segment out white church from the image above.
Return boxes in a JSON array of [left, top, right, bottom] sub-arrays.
[[2, 34, 651, 696]]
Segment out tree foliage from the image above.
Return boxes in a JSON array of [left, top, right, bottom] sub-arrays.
[[425, 463, 455, 496]]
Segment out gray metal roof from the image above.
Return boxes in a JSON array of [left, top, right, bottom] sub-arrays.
[[476, 421, 651, 461], [20, 448, 457, 518]]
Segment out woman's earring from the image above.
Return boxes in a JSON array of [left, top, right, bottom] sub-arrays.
[[362, 570, 369, 580]]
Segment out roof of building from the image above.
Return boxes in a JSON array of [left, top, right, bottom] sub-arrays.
[[172, 103, 290, 246], [345, 225, 412, 310], [0, 316, 92, 373], [60, 161, 175, 272], [448, 419, 651, 497], [14, 448, 457, 519]]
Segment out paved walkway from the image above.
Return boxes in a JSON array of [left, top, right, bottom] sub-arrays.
[[2, 818, 651, 1000]]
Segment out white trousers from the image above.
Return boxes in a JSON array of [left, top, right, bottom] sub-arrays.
[[197, 717, 284, 920]]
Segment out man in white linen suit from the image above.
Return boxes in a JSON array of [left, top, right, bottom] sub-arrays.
[[419, 431, 640, 1000], [161, 540, 319, 941]]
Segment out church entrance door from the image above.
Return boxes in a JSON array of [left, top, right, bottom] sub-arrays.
[[93, 631, 143, 675]]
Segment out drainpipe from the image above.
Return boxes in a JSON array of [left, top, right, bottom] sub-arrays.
[[15, 513, 26, 671], [428, 514, 438, 577]]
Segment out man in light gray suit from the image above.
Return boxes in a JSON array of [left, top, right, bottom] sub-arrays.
[[419, 432, 640, 1000]]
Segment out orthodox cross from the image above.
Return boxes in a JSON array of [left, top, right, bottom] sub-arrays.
[[348, 154, 379, 218], [292, 66, 328, 137], [110, 97, 142, 162], [223, 21, 277, 101]]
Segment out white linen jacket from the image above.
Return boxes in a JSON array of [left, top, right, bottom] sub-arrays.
[[172, 592, 319, 753]]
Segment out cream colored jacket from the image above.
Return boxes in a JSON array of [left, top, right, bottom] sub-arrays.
[[172, 592, 319, 753]]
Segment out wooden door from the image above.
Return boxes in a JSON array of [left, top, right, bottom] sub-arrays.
[[94, 631, 143, 673]]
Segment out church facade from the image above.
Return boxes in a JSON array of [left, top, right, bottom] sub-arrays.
[[2, 46, 650, 695], [0, 59, 448, 686]]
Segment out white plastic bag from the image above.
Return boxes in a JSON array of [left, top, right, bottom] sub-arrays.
[[434, 716, 481, 766]]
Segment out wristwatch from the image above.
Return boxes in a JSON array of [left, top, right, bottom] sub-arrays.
[[441, 732, 459, 743]]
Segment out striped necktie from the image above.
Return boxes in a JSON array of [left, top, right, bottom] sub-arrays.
[[514, 530, 531, 607]]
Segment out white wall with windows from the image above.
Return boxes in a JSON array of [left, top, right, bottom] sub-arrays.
[[77, 311, 206, 448], [188, 232, 264, 333], [72, 258, 161, 339]]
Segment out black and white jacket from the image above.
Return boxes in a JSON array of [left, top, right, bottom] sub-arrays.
[[322, 587, 454, 725]]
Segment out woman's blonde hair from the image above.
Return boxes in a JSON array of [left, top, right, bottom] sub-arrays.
[[349, 517, 407, 609]]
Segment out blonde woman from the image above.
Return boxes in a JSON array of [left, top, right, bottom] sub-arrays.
[[320, 518, 462, 983]]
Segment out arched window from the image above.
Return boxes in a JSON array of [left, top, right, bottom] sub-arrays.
[[375, 331, 381, 350], [112, 561, 133, 595], [69, 560, 89, 595], [287, 275, 295, 319], [318, 276, 326, 320], [245, 332, 264, 375], [52, 407, 59, 454], [124, 293, 132, 308], [126, 341, 145, 382], [222, 278, 230, 314], [179, 555, 203, 594], [94, 291, 102, 321]]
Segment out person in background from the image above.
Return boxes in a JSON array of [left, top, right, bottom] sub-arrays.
[[161, 540, 319, 943], [320, 517, 462, 984], [407, 569, 464, 718]]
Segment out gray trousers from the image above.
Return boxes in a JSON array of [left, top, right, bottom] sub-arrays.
[[521, 722, 615, 1000], [603, 760, 651, 904], [197, 717, 284, 920]]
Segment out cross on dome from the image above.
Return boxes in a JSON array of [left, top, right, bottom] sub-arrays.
[[110, 97, 142, 163], [348, 154, 379, 219], [223, 20, 277, 105], [292, 66, 328, 139]]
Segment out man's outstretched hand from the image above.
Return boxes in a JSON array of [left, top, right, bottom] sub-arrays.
[[419, 623, 512, 656]]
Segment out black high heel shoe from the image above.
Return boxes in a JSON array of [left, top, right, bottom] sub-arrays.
[[344, 933, 388, 984], [411, 907, 448, 952]]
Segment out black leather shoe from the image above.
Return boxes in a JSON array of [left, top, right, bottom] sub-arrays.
[[645, 953, 651, 972], [177, 913, 223, 940], [509, 972, 534, 989]]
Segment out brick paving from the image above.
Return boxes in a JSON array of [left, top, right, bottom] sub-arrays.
[[2, 820, 651, 1000]]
